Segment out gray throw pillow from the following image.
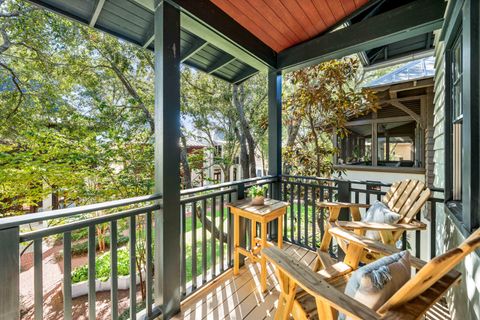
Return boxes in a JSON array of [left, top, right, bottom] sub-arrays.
[[362, 201, 401, 241], [339, 250, 411, 320]]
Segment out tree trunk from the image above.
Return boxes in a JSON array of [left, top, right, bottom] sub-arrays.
[[180, 132, 192, 189], [286, 120, 302, 148], [194, 203, 228, 240], [222, 165, 231, 182], [233, 84, 256, 178], [307, 110, 322, 177], [235, 126, 249, 179], [108, 61, 155, 134]]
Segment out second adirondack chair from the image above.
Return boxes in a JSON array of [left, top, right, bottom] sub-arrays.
[[315, 179, 431, 268]]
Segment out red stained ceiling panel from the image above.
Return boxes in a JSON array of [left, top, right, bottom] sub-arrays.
[[210, 0, 370, 52]]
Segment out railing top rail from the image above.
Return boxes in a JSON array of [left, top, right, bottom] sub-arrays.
[[281, 174, 445, 193], [0, 176, 276, 229], [282, 174, 392, 187], [0, 175, 444, 230], [19, 204, 160, 242], [0, 194, 162, 230], [180, 175, 277, 196], [281, 174, 337, 183], [180, 188, 236, 204]]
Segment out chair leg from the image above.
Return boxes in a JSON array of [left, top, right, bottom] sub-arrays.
[[379, 231, 395, 245], [274, 269, 297, 320], [312, 256, 322, 272], [315, 297, 336, 320]]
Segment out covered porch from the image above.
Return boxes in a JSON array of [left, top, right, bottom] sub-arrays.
[[3, 0, 478, 319]]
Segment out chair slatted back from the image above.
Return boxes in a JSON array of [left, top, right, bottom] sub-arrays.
[[378, 228, 480, 314], [381, 179, 430, 223]]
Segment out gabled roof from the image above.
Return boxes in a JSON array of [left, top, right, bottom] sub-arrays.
[[367, 56, 435, 87]]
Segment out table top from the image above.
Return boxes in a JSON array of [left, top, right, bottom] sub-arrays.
[[226, 198, 289, 216]]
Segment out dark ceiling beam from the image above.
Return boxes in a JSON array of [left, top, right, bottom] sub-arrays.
[[207, 56, 236, 74], [142, 28, 155, 49], [168, 0, 276, 70], [324, 0, 386, 34], [278, 0, 446, 72], [360, 0, 387, 22], [89, 0, 105, 27], [181, 39, 208, 62], [182, 60, 231, 83], [232, 68, 258, 84]]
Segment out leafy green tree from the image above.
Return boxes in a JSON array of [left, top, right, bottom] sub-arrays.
[[283, 58, 379, 177], [181, 67, 267, 183], [0, 0, 156, 216]]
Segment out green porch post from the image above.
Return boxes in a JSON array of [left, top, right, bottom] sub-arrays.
[[153, 1, 181, 318], [268, 70, 282, 240]]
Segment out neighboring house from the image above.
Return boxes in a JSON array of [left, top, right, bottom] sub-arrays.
[[334, 57, 435, 187], [186, 137, 267, 187]]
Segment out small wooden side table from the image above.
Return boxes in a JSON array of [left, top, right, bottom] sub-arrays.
[[226, 198, 289, 292]]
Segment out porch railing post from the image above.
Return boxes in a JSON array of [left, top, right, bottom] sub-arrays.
[[0, 226, 20, 320], [267, 69, 282, 241], [337, 180, 351, 261], [337, 180, 351, 221], [234, 182, 247, 266], [153, 2, 181, 318]]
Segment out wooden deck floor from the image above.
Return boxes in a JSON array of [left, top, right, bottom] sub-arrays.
[[173, 243, 452, 320]]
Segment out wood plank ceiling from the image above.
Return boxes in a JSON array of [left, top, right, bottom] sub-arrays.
[[209, 0, 370, 52]]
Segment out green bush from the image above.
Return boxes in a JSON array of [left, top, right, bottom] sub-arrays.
[[71, 228, 89, 242], [70, 235, 129, 256], [53, 227, 88, 242], [71, 247, 131, 283]]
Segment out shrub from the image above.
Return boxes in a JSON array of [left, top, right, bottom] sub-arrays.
[[70, 235, 129, 256], [71, 247, 131, 283]]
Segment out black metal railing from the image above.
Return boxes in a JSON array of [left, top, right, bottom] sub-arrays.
[[280, 175, 444, 260], [179, 176, 276, 297], [0, 194, 161, 320], [0, 174, 443, 319]]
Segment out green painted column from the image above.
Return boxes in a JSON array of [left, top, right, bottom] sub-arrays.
[[153, 1, 181, 318]]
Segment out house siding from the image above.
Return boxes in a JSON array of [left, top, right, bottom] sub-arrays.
[[433, 21, 480, 320]]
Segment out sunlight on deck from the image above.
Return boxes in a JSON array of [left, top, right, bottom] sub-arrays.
[[174, 243, 453, 320], [174, 243, 316, 319]]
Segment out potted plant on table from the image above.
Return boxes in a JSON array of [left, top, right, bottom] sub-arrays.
[[248, 185, 269, 206]]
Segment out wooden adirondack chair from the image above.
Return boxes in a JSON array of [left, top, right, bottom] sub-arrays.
[[264, 226, 480, 320], [315, 179, 431, 268]]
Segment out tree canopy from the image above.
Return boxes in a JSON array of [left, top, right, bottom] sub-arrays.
[[0, 0, 380, 216], [0, 0, 269, 216]]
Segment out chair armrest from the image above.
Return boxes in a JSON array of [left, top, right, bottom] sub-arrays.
[[263, 246, 382, 320], [328, 227, 400, 256], [317, 201, 371, 209], [327, 227, 461, 279], [336, 220, 427, 231]]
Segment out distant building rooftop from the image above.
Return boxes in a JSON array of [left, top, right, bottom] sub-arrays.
[[366, 56, 435, 87]]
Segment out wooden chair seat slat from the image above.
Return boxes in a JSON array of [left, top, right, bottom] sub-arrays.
[[403, 189, 431, 222], [391, 180, 418, 212], [383, 181, 401, 204], [386, 180, 410, 209], [398, 181, 426, 216]]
